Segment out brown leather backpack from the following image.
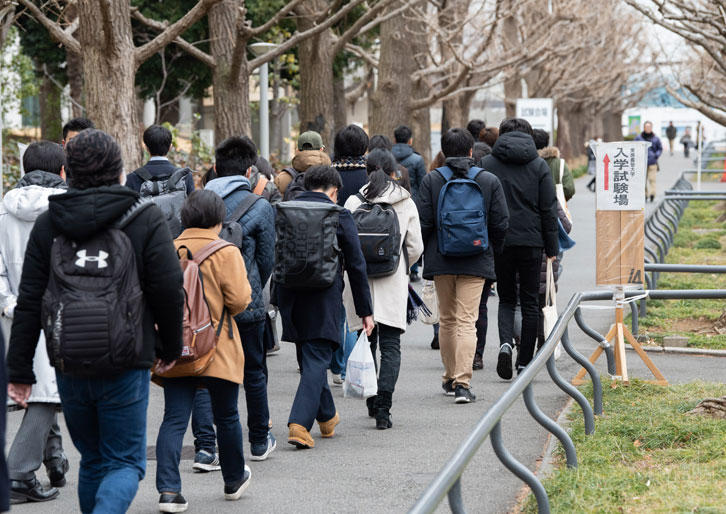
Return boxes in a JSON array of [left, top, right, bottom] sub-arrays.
[[156, 239, 234, 378]]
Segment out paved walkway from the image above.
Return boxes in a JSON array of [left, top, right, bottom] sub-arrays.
[[9, 152, 725, 513]]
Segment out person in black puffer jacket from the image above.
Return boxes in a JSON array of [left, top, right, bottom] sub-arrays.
[[480, 118, 558, 380], [6, 129, 184, 513]]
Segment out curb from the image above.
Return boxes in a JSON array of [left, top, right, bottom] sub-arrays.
[[627, 345, 726, 357]]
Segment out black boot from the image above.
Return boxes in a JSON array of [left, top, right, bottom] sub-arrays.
[[46, 455, 69, 488], [375, 392, 393, 430], [366, 395, 377, 418], [10, 477, 59, 504]]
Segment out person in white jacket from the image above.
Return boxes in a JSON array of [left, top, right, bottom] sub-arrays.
[[0, 141, 69, 504], [344, 149, 424, 430]]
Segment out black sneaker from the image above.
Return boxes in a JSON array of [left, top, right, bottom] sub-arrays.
[[430, 335, 439, 350], [410, 272, 421, 283], [473, 354, 483, 370], [250, 432, 276, 461], [454, 385, 476, 404], [516, 365, 526, 376], [442, 379, 455, 396], [46, 455, 69, 488], [192, 449, 220, 472], [158, 492, 188, 513], [497, 343, 513, 380], [224, 465, 252, 501]]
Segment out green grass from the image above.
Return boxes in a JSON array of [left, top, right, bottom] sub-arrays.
[[523, 381, 726, 513], [572, 164, 588, 179], [639, 201, 726, 350]]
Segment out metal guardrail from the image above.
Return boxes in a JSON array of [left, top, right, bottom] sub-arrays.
[[410, 289, 726, 514]]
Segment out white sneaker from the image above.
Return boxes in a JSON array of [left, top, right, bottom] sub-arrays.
[[224, 465, 251, 501], [332, 373, 343, 386]]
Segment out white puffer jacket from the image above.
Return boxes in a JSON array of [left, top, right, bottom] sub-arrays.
[[343, 183, 424, 332], [0, 172, 66, 404]]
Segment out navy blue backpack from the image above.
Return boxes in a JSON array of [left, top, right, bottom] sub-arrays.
[[435, 166, 488, 256]]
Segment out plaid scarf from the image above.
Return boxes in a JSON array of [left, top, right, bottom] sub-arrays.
[[331, 156, 367, 170]]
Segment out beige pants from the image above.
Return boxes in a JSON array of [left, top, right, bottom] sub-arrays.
[[646, 164, 658, 198], [434, 274, 485, 388]]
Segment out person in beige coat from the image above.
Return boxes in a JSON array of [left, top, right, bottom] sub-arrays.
[[344, 149, 424, 429], [153, 190, 253, 512]]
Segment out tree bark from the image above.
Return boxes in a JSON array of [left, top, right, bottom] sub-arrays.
[[296, 0, 336, 146], [65, 3, 84, 118], [441, 89, 475, 133], [38, 68, 63, 142], [208, 1, 251, 145], [369, 1, 430, 163], [333, 74, 347, 134], [556, 102, 587, 160], [77, 0, 141, 168], [601, 110, 623, 141]]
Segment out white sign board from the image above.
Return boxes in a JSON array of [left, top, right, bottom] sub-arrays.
[[516, 98, 554, 133], [594, 141, 649, 211]]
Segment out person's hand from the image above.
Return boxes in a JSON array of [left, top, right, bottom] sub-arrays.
[[547, 256, 557, 263], [8, 383, 31, 408], [362, 316, 375, 336], [155, 359, 177, 374]]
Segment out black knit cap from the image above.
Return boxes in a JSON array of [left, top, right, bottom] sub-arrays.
[[66, 128, 124, 189]]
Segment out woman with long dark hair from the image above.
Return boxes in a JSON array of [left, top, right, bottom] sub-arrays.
[[343, 149, 424, 429]]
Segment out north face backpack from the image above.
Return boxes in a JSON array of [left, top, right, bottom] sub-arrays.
[[218, 192, 263, 249], [435, 166, 488, 256], [351, 193, 403, 278], [274, 201, 343, 289], [137, 167, 191, 238], [156, 239, 235, 378], [41, 200, 154, 376], [282, 168, 307, 201]]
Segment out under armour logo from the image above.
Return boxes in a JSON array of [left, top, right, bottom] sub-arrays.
[[75, 250, 109, 269]]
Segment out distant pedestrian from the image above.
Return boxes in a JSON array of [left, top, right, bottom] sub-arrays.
[[274, 131, 331, 200], [154, 190, 253, 512], [61, 117, 94, 147], [466, 119, 486, 141], [276, 166, 374, 448], [332, 125, 370, 207], [7, 129, 185, 513], [532, 129, 575, 201], [372, 134, 411, 192], [481, 118, 558, 379], [344, 149, 423, 428], [205, 136, 277, 463], [472, 142, 492, 167], [666, 121, 677, 156], [680, 128, 693, 158], [635, 121, 663, 203], [478, 127, 499, 147], [1, 142, 69, 505], [250, 156, 282, 204], [417, 128, 509, 402]]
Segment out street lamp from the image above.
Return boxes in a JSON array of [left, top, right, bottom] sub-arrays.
[[249, 42, 279, 160]]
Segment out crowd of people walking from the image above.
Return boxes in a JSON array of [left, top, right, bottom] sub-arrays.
[[0, 113, 575, 512]]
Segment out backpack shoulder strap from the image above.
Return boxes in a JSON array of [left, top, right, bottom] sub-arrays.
[[135, 167, 153, 182], [193, 239, 235, 265], [466, 166, 485, 180], [435, 166, 453, 181], [115, 199, 155, 229], [253, 176, 269, 195], [169, 167, 191, 188], [226, 193, 262, 223]]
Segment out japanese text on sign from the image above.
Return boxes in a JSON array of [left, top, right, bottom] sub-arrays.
[[515, 98, 553, 133], [594, 141, 649, 211]]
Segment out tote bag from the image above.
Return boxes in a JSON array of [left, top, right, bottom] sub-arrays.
[[543, 260, 563, 360], [556, 159, 573, 223]]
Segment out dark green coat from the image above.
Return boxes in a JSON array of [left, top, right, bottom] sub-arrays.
[[538, 147, 575, 201]]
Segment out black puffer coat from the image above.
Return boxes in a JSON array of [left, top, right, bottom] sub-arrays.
[[481, 131, 559, 257]]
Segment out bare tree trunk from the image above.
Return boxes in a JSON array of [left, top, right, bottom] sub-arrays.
[[369, 1, 430, 163], [77, 0, 142, 168], [296, 1, 336, 146], [65, 3, 84, 117], [38, 69, 62, 141], [209, 1, 251, 145], [333, 74, 346, 134], [557, 102, 587, 160], [502, 2, 521, 118], [442, 89, 475, 133], [601, 110, 623, 141]]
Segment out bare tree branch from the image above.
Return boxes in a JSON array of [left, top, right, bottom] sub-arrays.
[[16, 0, 81, 54]]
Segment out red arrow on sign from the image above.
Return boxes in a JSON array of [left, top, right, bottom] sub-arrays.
[[603, 154, 610, 191]]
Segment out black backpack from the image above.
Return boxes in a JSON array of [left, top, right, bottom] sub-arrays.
[[41, 200, 153, 376], [274, 201, 342, 289], [137, 167, 191, 238], [351, 193, 404, 278], [218, 192, 262, 249], [281, 168, 306, 201]]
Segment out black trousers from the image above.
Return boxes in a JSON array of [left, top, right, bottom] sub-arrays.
[[494, 246, 543, 368], [474, 279, 495, 358]]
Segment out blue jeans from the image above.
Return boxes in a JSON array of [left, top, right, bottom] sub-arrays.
[[191, 389, 216, 453], [330, 306, 357, 378], [156, 377, 245, 493], [239, 320, 270, 444], [56, 369, 149, 514], [289, 340, 337, 430]]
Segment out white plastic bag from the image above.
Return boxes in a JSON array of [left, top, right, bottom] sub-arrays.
[[421, 280, 439, 325], [543, 260, 562, 360], [556, 159, 573, 223], [343, 331, 378, 399]]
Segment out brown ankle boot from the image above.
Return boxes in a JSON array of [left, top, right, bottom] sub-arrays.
[[317, 412, 340, 438], [288, 423, 314, 449]]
